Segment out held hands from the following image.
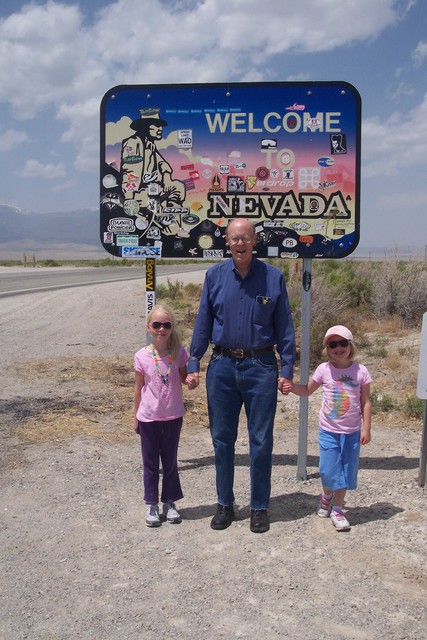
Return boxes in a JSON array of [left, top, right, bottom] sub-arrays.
[[278, 377, 293, 395], [185, 372, 200, 390]]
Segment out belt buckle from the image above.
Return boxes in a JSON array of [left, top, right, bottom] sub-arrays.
[[231, 348, 244, 358]]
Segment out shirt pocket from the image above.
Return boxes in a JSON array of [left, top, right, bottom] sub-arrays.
[[253, 298, 274, 326]]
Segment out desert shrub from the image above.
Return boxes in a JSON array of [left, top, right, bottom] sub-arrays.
[[92, 258, 133, 267], [370, 259, 427, 326], [366, 337, 389, 358], [282, 261, 290, 280], [182, 282, 203, 300], [371, 391, 395, 414], [42, 259, 60, 267], [306, 276, 350, 363], [156, 278, 184, 300], [168, 299, 192, 311], [285, 277, 302, 332], [268, 259, 290, 281], [403, 396, 424, 420], [318, 260, 373, 308]]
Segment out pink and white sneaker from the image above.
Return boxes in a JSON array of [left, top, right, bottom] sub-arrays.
[[330, 509, 350, 531], [317, 492, 333, 518]]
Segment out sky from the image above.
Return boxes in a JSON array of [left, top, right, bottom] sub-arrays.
[[0, 0, 426, 253]]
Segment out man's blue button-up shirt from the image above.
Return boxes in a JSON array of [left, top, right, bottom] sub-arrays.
[[188, 257, 296, 379]]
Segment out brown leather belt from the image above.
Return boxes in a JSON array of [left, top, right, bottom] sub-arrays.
[[213, 345, 274, 359]]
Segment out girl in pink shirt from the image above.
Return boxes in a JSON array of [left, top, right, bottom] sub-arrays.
[[291, 325, 372, 531], [134, 303, 194, 528]]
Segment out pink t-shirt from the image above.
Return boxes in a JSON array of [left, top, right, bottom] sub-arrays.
[[134, 345, 189, 422], [312, 361, 372, 434]]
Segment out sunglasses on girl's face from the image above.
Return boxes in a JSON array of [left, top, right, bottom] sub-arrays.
[[150, 321, 172, 330], [327, 339, 350, 349]]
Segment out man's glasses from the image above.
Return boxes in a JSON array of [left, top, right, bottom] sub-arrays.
[[327, 339, 350, 349], [228, 235, 254, 244], [151, 321, 172, 330]]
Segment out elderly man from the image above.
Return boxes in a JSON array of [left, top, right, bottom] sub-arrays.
[[186, 218, 295, 533]]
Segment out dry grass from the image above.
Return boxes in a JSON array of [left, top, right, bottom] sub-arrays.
[[6, 286, 422, 445], [10, 357, 134, 443], [9, 354, 211, 444]]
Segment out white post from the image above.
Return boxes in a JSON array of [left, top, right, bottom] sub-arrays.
[[416, 311, 427, 486], [297, 258, 312, 481]]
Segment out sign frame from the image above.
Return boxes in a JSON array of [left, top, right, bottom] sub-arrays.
[[100, 81, 361, 259]]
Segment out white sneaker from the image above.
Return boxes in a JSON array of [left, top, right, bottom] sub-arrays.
[[330, 509, 350, 531], [163, 502, 182, 524], [317, 492, 333, 518], [145, 504, 161, 527]]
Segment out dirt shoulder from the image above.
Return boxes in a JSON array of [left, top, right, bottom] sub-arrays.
[[0, 272, 426, 640]]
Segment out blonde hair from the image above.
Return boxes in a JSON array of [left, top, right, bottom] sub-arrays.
[[147, 303, 181, 360]]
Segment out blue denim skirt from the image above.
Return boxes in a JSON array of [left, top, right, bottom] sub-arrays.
[[318, 428, 361, 490]]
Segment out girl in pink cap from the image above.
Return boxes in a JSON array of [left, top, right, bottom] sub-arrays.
[[291, 325, 372, 531]]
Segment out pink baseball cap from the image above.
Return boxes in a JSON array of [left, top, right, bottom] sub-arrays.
[[323, 325, 353, 346]]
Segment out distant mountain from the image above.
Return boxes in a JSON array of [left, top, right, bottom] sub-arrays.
[[0, 204, 422, 261], [0, 205, 106, 259], [0, 204, 99, 244]]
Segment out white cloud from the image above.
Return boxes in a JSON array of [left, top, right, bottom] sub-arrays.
[[0, 128, 29, 151], [0, 0, 416, 206], [386, 81, 415, 102], [0, 3, 88, 118], [51, 179, 75, 193], [412, 40, 427, 66], [88, 0, 400, 75], [362, 92, 427, 177], [375, 190, 426, 210], [0, 0, 403, 120], [22, 159, 67, 179], [361, 188, 427, 250]]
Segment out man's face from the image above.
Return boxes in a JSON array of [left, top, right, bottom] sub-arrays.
[[226, 220, 256, 272], [148, 124, 163, 140]]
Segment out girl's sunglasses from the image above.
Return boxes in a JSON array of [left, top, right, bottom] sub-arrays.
[[327, 339, 350, 349], [151, 321, 172, 330]]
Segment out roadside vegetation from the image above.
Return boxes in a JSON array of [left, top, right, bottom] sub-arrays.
[[156, 257, 427, 423], [1, 255, 425, 422], [0, 257, 214, 268]]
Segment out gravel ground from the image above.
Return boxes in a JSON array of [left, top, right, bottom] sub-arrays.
[[0, 268, 426, 640]]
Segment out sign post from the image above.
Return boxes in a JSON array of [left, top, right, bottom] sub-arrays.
[[145, 257, 156, 344], [297, 258, 312, 480], [416, 311, 427, 487], [99, 81, 361, 480]]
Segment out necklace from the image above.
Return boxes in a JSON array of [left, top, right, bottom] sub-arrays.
[[152, 347, 173, 385]]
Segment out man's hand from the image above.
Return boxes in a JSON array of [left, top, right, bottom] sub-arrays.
[[278, 377, 293, 395]]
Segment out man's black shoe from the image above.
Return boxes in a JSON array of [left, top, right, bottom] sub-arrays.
[[250, 509, 269, 533], [210, 504, 234, 530]]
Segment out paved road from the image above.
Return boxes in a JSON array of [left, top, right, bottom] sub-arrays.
[[0, 264, 207, 297]]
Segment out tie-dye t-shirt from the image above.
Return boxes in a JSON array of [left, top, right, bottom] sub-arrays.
[[134, 345, 189, 422], [312, 361, 372, 434]]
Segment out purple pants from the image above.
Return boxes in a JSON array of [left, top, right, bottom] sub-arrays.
[[138, 417, 183, 505]]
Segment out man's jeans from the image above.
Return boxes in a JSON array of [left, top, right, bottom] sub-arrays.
[[206, 351, 278, 510]]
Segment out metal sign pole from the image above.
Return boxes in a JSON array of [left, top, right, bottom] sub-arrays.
[[297, 257, 312, 481], [419, 402, 427, 487], [145, 257, 156, 344], [417, 310, 427, 487]]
